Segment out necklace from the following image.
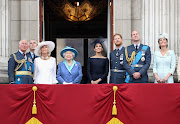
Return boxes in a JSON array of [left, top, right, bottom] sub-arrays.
[[41, 56, 49, 60]]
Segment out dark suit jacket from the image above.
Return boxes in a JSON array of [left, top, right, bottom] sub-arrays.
[[123, 44, 151, 83], [110, 47, 126, 84]]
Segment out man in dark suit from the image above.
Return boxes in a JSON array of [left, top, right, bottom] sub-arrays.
[[109, 34, 126, 84], [123, 30, 151, 83], [8, 40, 34, 84]]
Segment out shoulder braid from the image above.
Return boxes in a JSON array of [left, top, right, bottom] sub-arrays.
[[125, 47, 136, 66], [12, 53, 27, 71]]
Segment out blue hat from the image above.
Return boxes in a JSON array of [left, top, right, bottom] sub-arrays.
[[60, 46, 78, 58], [91, 36, 104, 46]]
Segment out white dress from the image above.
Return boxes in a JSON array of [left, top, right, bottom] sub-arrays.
[[34, 57, 57, 84], [153, 50, 176, 83]]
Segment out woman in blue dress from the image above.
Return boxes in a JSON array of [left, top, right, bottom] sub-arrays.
[[153, 33, 176, 83], [87, 38, 109, 84], [57, 46, 82, 84]]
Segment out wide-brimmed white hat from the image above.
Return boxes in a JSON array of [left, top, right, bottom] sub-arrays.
[[34, 41, 55, 56], [158, 33, 168, 40]]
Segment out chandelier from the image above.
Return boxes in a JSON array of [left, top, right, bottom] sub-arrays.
[[48, 0, 107, 22]]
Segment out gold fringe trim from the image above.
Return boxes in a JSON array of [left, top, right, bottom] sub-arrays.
[[25, 117, 42, 124], [107, 117, 124, 124]]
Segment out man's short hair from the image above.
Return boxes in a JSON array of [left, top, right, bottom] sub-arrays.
[[19, 39, 28, 45], [113, 34, 122, 39]]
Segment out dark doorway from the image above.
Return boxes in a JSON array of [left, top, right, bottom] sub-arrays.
[[44, 0, 108, 83]]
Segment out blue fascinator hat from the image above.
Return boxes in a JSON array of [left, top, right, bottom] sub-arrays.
[[91, 36, 104, 48], [60, 46, 78, 58]]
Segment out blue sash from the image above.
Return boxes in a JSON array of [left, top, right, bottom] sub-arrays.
[[125, 45, 148, 83]]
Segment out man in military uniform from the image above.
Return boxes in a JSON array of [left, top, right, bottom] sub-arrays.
[[8, 40, 34, 84], [27, 39, 38, 61], [123, 30, 151, 83], [109, 34, 126, 84]]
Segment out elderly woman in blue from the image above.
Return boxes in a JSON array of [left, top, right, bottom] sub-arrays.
[[153, 33, 176, 83], [57, 46, 83, 84]]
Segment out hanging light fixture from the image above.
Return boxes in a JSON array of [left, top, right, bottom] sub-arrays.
[[48, 0, 107, 22]]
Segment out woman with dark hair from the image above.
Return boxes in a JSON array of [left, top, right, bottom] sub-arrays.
[[87, 38, 109, 84], [153, 33, 176, 83]]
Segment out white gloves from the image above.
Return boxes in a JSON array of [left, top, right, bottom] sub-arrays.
[[63, 82, 73, 85]]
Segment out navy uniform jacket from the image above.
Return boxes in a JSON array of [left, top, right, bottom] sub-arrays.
[[27, 52, 37, 62], [123, 44, 151, 83], [109, 47, 126, 84], [27, 52, 38, 73], [8, 51, 34, 84]]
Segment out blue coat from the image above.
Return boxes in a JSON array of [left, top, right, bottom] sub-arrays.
[[153, 50, 176, 83], [8, 51, 34, 84], [123, 44, 151, 83], [110, 47, 126, 84], [56, 61, 82, 84]]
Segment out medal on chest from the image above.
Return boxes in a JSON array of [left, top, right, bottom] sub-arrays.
[[120, 54, 123, 60], [141, 50, 145, 61]]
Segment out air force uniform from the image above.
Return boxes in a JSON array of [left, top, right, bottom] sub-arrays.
[[123, 44, 151, 83], [110, 46, 126, 84], [27, 51, 37, 62], [8, 50, 34, 84]]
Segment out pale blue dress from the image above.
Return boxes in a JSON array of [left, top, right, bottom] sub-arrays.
[[153, 50, 176, 83]]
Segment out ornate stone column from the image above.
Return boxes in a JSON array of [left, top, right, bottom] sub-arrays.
[[142, 0, 180, 82], [0, 0, 9, 83], [142, 0, 180, 56]]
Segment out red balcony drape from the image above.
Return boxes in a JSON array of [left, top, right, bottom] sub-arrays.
[[0, 84, 180, 124]]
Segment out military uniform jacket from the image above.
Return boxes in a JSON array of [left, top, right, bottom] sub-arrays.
[[123, 44, 151, 83], [8, 51, 34, 84], [27, 52, 37, 62], [110, 47, 126, 84], [27, 52, 38, 73]]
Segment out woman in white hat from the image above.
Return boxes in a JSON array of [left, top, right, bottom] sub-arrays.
[[33, 41, 57, 84], [153, 33, 176, 83], [56, 46, 82, 84]]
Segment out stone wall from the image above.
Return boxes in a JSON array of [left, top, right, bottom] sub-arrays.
[[0, 0, 38, 83]]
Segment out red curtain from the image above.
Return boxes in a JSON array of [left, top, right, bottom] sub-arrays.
[[0, 84, 180, 124]]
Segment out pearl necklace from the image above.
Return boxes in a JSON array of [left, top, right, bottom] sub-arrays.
[[41, 56, 49, 60]]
